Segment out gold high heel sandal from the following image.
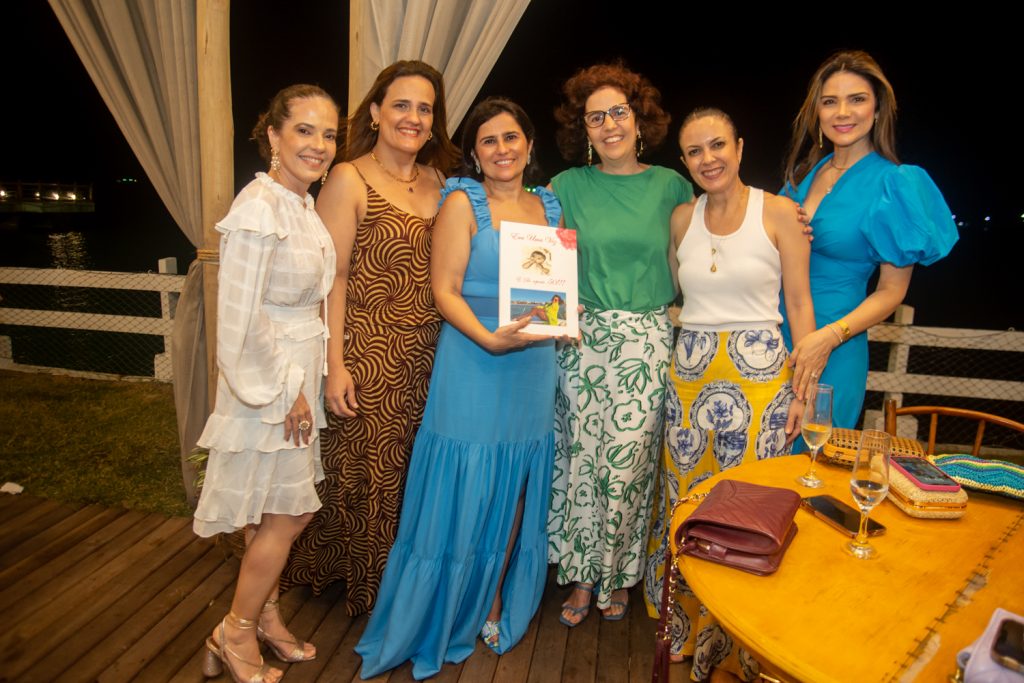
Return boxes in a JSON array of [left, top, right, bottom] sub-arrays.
[[256, 598, 316, 662], [203, 611, 281, 682]]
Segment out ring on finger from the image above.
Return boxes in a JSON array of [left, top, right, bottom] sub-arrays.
[[298, 419, 312, 432]]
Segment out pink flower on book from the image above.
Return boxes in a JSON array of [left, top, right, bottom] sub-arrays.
[[556, 228, 577, 251]]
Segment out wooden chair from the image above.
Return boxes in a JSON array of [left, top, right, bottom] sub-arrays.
[[883, 398, 1024, 457]]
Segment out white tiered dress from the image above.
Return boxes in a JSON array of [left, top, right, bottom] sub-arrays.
[[193, 173, 335, 537]]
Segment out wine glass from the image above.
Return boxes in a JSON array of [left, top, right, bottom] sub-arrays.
[[796, 383, 833, 488], [847, 429, 891, 559]]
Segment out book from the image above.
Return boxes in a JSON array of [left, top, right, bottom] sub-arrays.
[[498, 220, 578, 337]]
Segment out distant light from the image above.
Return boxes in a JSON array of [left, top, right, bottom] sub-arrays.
[[67, 192, 77, 200], [984, 216, 991, 222], [35, 191, 40, 197], [951, 214, 956, 220], [957, 221, 965, 227], [0, 190, 6, 198], [50, 192, 59, 200]]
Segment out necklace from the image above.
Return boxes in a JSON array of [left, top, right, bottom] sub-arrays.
[[371, 151, 419, 192], [710, 236, 723, 273], [825, 158, 850, 194]]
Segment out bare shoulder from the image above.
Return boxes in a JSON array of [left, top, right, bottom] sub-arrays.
[[670, 200, 697, 246], [763, 191, 800, 226]]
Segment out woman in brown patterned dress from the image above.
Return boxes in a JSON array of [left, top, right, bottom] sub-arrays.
[[281, 61, 460, 615]]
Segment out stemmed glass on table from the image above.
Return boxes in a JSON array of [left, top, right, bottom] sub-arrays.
[[847, 429, 891, 559], [797, 383, 833, 489]]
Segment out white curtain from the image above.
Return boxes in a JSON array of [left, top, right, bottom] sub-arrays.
[[349, 0, 531, 131], [49, 0, 208, 504]]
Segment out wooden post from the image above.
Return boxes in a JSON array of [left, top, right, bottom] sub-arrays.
[[196, 0, 233, 409], [155, 257, 178, 381], [348, 0, 366, 113]]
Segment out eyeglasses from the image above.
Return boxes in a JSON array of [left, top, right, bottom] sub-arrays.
[[582, 103, 632, 128]]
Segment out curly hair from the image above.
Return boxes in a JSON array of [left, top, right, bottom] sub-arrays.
[[457, 97, 544, 186], [554, 62, 671, 164], [783, 50, 899, 188], [250, 84, 338, 164], [343, 60, 460, 174]]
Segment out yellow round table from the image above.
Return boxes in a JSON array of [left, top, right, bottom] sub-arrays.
[[670, 455, 1024, 682]]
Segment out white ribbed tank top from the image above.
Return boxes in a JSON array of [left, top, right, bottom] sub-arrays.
[[676, 187, 783, 330]]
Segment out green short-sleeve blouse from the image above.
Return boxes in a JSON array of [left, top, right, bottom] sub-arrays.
[[552, 165, 693, 312]]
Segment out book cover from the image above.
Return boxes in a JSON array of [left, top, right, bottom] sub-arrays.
[[498, 221, 578, 337]]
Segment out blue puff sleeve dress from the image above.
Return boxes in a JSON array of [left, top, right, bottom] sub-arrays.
[[355, 178, 562, 680], [781, 152, 958, 435]]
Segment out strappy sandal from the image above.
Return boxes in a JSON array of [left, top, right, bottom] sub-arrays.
[[480, 620, 500, 652], [559, 582, 599, 628], [257, 599, 316, 662], [601, 592, 630, 622], [203, 612, 281, 682]]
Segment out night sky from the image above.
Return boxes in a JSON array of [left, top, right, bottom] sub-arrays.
[[2, 2, 1020, 328]]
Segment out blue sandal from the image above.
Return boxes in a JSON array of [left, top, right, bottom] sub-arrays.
[[559, 582, 599, 628], [481, 620, 500, 652], [601, 596, 630, 621]]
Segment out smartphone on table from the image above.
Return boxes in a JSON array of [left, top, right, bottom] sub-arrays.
[[992, 618, 1024, 673], [890, 456, 962, 492], [801, 495, 886, 538]]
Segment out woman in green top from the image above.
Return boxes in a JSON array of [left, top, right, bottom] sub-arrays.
[[547, 63, 694, 626]]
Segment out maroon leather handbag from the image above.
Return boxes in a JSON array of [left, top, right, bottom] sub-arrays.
[[653, 480, 801, 683], [678, 479, 801, 575]]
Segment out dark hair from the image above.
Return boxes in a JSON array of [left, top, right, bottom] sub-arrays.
[[554, 62, 671, 163], [251, 84, 338, 163], [458, 97, 543, 185], [343, 60, 460, 173], [784, 50, 899, 188], [680, 107, 739, 143]]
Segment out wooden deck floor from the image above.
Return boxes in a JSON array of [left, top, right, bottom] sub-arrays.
[[0, 494, 680, 683]]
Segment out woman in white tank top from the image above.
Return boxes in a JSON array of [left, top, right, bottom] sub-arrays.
[[643, 108, 816, 679]]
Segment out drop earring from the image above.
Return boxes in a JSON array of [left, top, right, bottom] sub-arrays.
[[370, 120, 380, 132], [636, 128, 644, 158], [473, 154, 481, 174], [587, 140, 593, 166], [818, 126, 823, 149], [271, 148, 280, 172], [322, 168, 329, 185]]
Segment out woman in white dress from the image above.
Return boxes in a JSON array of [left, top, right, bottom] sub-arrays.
[[192, 84, 338, 683]]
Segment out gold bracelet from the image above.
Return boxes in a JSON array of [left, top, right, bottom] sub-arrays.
[[832, 318, 852, 342], [827, 324, 844, 344]]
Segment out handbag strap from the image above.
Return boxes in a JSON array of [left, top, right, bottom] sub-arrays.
[[652, 491, 708, 683]]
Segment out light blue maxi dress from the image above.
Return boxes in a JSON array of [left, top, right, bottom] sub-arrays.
[[355, 178, 562, 680], [781, 152, 958, 445]]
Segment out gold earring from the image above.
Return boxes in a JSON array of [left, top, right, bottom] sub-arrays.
[[427, 131, 433, 141], [370, 120, 380, 132], [271, 148, 280, 172], [587, 140, 593, 166], [321, 168, 329, 185], [818, 126, 823, 149], [636, 128, 644, 158], [473, 155, 481, 174]]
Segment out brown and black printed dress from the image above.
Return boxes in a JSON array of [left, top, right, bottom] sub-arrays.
[[281, 177, 441, 615]]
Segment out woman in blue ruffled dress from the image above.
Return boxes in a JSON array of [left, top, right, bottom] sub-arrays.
[[355, 97, 562, 680], [781, 51, 958, 442]]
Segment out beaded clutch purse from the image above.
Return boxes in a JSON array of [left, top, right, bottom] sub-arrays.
[[822, 427, 925, 467], [887, 464, 969, 519]]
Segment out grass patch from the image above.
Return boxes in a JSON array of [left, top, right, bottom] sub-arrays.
[[0, 369, 190, 516]]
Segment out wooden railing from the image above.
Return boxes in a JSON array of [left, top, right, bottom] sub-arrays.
[[0, 258, 185, 381]]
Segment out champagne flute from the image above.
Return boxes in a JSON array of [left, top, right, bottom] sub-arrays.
[[796, 383, 833, 488], [847, 429, 891, 559]]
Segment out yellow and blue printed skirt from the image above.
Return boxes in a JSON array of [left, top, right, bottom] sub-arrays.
[[644, 326, 796, 681]]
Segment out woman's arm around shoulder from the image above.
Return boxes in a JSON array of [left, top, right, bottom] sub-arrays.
[[317, 162, 367, 417]]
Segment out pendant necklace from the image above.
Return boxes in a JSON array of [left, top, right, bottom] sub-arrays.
[[825, 158, 850, 194], [371, 151, 419, 192]]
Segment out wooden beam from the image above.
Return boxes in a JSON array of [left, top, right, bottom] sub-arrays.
[[196, 0, 233, 410]]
